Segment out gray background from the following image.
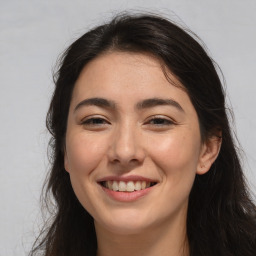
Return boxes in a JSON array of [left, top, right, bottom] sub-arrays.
[[0, 0, 255, 255]]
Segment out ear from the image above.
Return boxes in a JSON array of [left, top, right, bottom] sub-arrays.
[[64, 149, 70, 173], [197, 135, 222, 175]]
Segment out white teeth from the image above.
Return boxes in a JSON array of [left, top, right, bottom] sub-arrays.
[[134, 181, 141, 191], [112, 181, 119, 191], [119, 181, 126, 192], [126, 181, 135, 192], [103, 180, 155, 192], [106, 181, 112, 190]]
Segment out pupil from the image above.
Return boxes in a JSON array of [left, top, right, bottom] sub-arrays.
[[154, 119, 164, 124], [94, 119, 103, 124]]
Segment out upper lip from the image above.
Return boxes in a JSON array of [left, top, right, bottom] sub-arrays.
[[97, 175, 158, 183]]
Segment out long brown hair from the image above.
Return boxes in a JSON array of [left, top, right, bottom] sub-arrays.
[[30, 13, 256, 256]]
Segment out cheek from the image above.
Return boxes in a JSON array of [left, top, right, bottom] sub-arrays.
[[148, 133, 201, 210], [148, 131, 201, 184], [65, 133, 108, 175], [65, 133, 109, 213]]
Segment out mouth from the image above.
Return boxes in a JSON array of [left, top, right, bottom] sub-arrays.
[[99, 180, 157, 192]]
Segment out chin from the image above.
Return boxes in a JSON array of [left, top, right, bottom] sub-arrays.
[[95, 209, 155, 235], [99, 222, 149, 236]]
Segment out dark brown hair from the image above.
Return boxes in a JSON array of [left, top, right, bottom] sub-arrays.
[[30, 13, 256, 256]]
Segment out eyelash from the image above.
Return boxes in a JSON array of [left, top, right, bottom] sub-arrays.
[[81, 117, 109, 126], [145, 116, 176, 127], [81, 116, 175, 128]]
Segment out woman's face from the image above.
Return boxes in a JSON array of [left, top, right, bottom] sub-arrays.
[[64, 52, 213, 235]]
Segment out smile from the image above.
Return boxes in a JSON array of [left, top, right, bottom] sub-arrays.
[[100, 180, 157, 192]]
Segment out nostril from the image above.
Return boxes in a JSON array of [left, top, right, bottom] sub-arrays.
[[108, 137, 146, 165], [110, 157, 141, 166], [130, 158, 139, 163], [112, 159, 120, 164]]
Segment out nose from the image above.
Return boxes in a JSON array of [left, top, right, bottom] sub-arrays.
[[108, 122, 146, 167]]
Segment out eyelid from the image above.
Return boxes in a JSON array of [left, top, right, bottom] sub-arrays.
[[144, 115, 177, 125], [81, 115, 110, 125]]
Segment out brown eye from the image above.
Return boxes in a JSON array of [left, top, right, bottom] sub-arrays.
[[83, 118, 106, 125], [148, 118, 173, 125], [81, 117, 110, 127], [146, 116, 176, 126]]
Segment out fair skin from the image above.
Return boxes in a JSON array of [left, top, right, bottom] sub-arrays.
[[64, 52, 221, 256]]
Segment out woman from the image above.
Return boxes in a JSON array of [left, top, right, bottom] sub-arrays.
[[30, 13, 256, 256]]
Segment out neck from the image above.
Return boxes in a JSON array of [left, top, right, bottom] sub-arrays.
[[95, 210, 189, 256]]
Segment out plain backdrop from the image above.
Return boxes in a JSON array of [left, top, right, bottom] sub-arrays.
[[0, 0, 255, 255]]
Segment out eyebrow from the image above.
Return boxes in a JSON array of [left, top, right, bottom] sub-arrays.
[[74, 97, 116, 112], [136, 98, 184, 112], [74, 97, 184, 112]]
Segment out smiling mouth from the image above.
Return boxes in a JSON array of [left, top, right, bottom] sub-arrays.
[[100, 180, 157, 192]]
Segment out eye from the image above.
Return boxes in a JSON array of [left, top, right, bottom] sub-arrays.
[[145, 116, 176, 127], [148, 118, 172, 125], [81, 116, 110, 128]]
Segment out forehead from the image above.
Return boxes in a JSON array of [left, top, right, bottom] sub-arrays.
[[76, 51, 169, 87], [71, 52, 193, 112]]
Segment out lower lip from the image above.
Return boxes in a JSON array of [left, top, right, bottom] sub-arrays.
[[101, 185, 154, 202]]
